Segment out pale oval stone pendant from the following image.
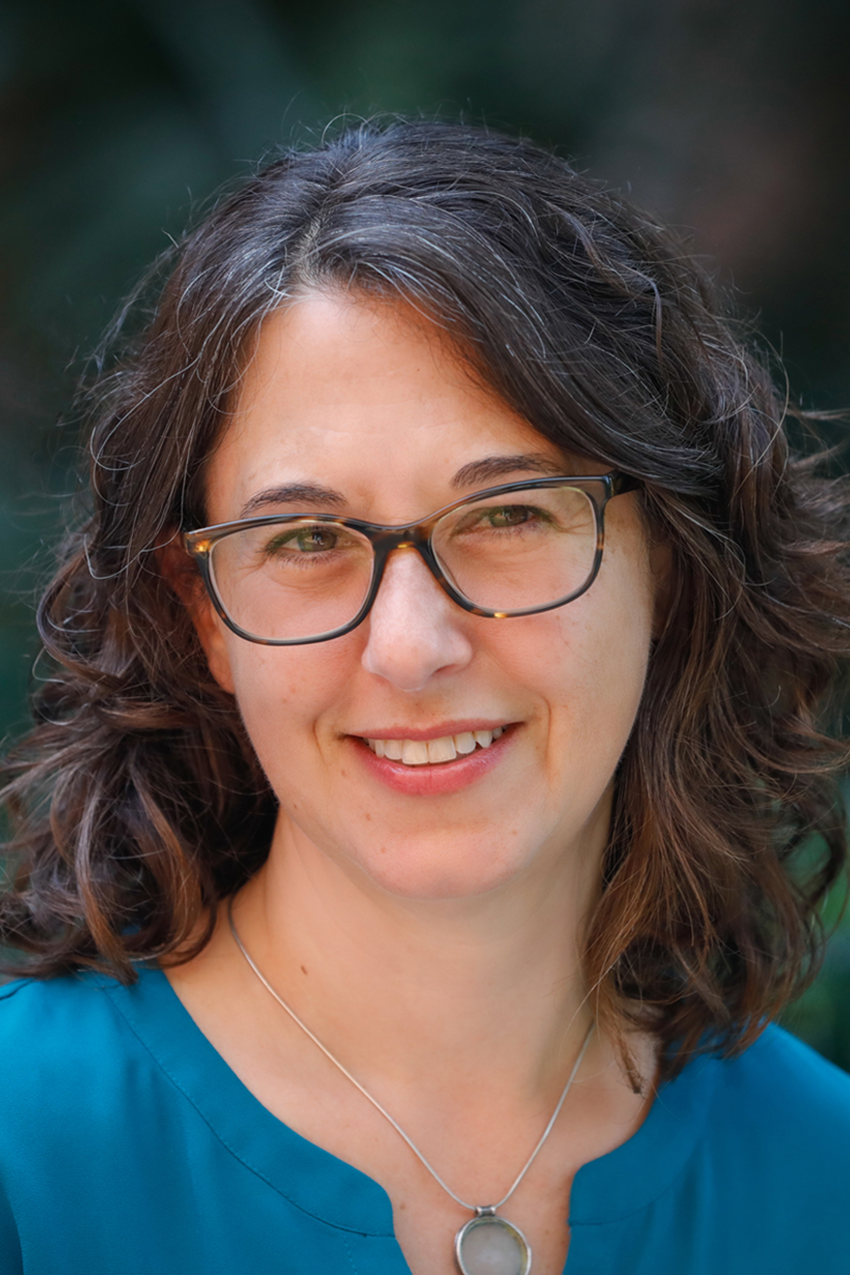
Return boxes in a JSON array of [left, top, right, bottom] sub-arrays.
[[455, 1212, 532, 1275]]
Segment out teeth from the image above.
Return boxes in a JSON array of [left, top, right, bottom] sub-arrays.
[[366, 727, 506, 766], [427, 736, 457, 763], [402, 740, 430, 766]]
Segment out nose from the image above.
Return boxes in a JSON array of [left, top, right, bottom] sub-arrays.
[[360, 547, 475, 691]]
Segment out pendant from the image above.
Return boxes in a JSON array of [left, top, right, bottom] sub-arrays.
[[455, 1207, 532, 1275]]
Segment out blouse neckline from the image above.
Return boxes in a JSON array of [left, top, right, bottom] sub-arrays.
[[100, 965, 719, 1234]]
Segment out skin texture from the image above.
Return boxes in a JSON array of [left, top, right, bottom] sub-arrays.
[[170, 291, 665, 1275]]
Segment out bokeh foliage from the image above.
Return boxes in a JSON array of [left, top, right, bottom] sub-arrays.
[[1, 0, 849, 1065]]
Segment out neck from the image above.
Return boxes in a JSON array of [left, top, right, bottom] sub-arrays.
[[232, 811, 602, 1107]]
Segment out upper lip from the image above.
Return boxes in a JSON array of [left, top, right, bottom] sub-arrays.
[[352, 720, 514, 741]]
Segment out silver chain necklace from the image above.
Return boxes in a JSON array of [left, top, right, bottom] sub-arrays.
[[228, 899, 594, 1275]]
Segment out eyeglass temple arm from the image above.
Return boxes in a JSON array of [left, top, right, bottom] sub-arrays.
[[609, 472, 641, 497]]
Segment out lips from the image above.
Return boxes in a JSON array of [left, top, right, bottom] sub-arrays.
[[365, 727, 505, 766], [354, 722, 513, 795]]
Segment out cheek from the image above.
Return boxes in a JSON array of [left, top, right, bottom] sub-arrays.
[[539, 570, 654, 768], [224, 640, 354, 772]]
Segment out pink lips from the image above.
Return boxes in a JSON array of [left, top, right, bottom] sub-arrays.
[[352, 724, 513, 796]]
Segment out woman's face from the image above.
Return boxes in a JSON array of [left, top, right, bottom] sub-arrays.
[[195, 291, 663, 901]]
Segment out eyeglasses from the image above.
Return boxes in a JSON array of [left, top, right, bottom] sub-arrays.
[[183, 472, 639, 646]]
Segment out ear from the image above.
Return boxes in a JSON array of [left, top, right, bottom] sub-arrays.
[[157, 532, 236, 694], [649, 538, 674, 641]]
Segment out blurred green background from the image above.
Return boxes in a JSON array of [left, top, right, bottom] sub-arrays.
[[1, 0, 849, 1065]]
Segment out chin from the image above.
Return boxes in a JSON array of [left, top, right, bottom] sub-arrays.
[[347, 836, 533, 901]]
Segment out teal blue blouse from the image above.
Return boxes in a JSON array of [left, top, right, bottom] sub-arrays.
[[0, 967, 848, 1273]]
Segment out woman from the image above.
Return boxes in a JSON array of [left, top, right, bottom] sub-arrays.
[[1, 120, 849, 1275]]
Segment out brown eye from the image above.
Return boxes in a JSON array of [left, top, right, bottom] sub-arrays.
[[259, 523, 369, 561], [265, 525, 343, 555], [483, 505, 540, 528]]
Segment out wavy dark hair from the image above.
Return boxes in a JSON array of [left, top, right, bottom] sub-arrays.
[[2, 120, 849, 1079]]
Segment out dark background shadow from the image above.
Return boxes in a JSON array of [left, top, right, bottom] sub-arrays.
[[1, 0, 849, 1064]]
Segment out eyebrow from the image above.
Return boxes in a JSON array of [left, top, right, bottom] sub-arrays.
[[238, 483, 347, 519], [237, 454, 566, 519], [450, 454, 567, 490]]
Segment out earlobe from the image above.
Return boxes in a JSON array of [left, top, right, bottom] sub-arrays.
[[187, 595, 237, 694], [649, 540, 674, 641], [157, 533, 236, 694]]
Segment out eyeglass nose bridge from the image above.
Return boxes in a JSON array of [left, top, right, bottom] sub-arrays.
[[361, 523, 492, 621]]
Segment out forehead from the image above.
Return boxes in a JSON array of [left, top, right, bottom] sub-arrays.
[[204, 291, 579, 524]]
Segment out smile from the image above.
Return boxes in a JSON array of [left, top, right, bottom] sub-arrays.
[[365, 727, 506, 766]]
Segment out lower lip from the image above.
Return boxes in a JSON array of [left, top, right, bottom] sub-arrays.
[[352, 728, 515, 796]]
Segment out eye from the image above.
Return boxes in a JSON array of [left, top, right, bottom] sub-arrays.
[[454, 503, 553, 535], [482, 504, 543, 529], [265, 524, 345, 555]]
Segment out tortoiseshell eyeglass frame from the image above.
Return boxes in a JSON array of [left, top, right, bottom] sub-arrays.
[[183, 471, 640, 646]]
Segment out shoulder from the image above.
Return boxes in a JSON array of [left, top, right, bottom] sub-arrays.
[[570, 1027, 850, 1274], [675, 1023, 850, 1226], [0, 971, 149, 1120], [709, 1024, 850, 1148], [0, 971, 125, 1049]]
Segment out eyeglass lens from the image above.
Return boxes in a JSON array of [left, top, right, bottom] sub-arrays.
[[207, 485, 598, 642]]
